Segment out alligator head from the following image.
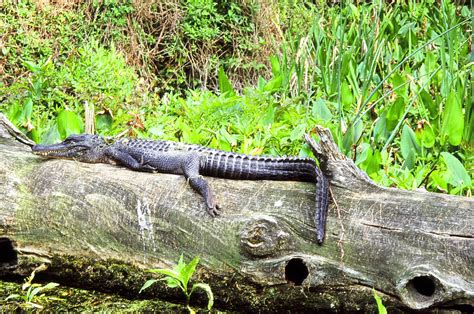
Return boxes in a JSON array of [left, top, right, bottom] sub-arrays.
[[32, 134, 109, 163]]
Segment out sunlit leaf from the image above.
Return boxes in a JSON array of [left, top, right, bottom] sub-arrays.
[[269, 55, 280, 77], [96, 113, 113, 132], [441, 152, 471, 188], [373, 289, 387, 314], [415, 121, 435, 148], [191, 283, 214, 310], [441, 91, 464, 146], [311, 99, 333, 121], [139, 279, 159, 293], [218, 67, 235, 96], [400, 124, 420, 161], [57, 110, 83, 138]]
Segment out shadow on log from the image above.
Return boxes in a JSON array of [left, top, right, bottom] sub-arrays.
[[0, 113, 473, 312]]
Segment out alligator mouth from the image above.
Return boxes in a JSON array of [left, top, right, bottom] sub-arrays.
[[32, 144, 87, 158]]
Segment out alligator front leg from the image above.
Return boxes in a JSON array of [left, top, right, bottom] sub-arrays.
[[103, 147, 144, 170], [182, 154, 220, 217]]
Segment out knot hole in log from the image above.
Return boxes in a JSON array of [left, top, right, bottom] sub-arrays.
[[285, 258, 309, 286], [0, 237, 18, 269], [239, 216, 290, 257], [397, 267, 452, 309]]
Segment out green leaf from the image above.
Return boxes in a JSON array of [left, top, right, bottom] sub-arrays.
[[22, 60, 41, 73], [262, 105, 276, 126], [20, 98, 33, 126], [41, 123, 61, 144], [441, 152, 471, 188], [218, 68, 235, 96], [441, 91, 464, 146], [341, 81, 353, 109], [373, 289, 387, 314], [5, 294, 21, 300], [415, 122, 435, 148], [96, 113, 113, 132], [27, 286, 43, 302], [269, 55, 280, 77], [290, 124, 306, 141], [191, 283, 214, 311], [147, 268, 181, 281], [400, 124, 420, 161], [311, 99, 333, 121], [139, 279, 159, 293], [41, 282, 59, 290], [263, 75, 282, 92], [387, 98, 405, 121], [57, 110, 84, 138], [180, 256, 200, 290]]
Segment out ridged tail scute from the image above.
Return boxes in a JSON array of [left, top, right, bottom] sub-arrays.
[[314, 167, 329, 244], [201, 152, 317, 182]]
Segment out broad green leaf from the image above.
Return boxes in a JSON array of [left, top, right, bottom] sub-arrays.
[[26, 301, 43, 309], [387, 98, 406, 121], [398, 21, 416, 35], [341, 81, 353, 109], [262, 105, 276, 126], [219, 126, 237, 150], [57, 110, 83, 138], [402, 148, 416, 170], [441, 91, 464, 146], [96, 113, 113, 132], [374, 114, 389, 142], [400, 124, 420, 161], [20, 98, 33, 126], [415, 122, 435, 148], [373, 289, 387, 314], [355, 143, 371, 166], [41, 123, 61, 144], [441, 152, 471, 188], [5, 294, 21, 300], [269, 55, 280, 77], [290, 124, 306, 141], [257, 76, 267, 91], [430, 169, 449, 191], [311, 99, 333, 121], [181, 256, 200, 289], [41, 282, 59, 290], [139, 279, 159, 293], [264, 75, 282, 92], [22, 60, 41, 73], [419, 89, 437, 118], [390, 73, 408, 99], [342, 120, 362, 154], [191, 283, 214, 310], [147, 268, 180, 281], [27, 286, 43, 302], [218, 68, 235, 96]]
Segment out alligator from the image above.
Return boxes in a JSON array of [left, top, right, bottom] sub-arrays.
[[32, 134, 330, 243]]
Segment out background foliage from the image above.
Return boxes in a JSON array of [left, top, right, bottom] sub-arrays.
[[0, 0, 472, 195]]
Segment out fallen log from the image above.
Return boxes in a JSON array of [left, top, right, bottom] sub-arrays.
[[0, 113, 472, 312]]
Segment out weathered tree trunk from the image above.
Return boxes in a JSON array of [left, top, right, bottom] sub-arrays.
[[0, 114, 472, 312]]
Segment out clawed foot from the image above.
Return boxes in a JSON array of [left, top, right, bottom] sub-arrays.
[[207, 204, 220, 217]]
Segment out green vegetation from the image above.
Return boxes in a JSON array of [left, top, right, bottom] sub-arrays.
[[373, 288, 388, 314], [4, 265, 60, 309], [140, 254, 214, 313], [0, 0, 472, 197]]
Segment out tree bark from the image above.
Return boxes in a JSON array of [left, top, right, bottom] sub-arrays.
[[0, 113, 472, 312]]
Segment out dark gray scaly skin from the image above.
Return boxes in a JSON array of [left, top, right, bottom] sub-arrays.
[[32, 134, 329, 243]]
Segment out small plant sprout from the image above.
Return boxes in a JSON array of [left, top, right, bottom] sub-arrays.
[[140, 254, 214, 312], [5, 264, 60, 309], [373, 288, 387, 314]]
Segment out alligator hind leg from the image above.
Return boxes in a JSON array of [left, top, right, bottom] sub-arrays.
[[182, 154, 220, 216]]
